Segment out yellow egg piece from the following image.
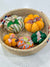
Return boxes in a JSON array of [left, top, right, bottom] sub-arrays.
[[11, 38, 17, 47], [25, 23, 32, 32], [31, 23, 39, 33], [5, 39, 12, 46], [3, 34, 10, 42], [36, 21, 44, 30]]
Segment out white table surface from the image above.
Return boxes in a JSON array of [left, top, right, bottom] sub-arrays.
[[0, 0, 50, 67]]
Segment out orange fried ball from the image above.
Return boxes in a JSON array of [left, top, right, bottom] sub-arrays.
[[24, 14, 44, 33], [3, 33, 17, 47]]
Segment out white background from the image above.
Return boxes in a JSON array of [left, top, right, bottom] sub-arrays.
[[0, 0, 50, 67]]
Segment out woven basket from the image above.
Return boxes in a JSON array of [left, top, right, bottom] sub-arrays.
[[0, 8, 50, 56]]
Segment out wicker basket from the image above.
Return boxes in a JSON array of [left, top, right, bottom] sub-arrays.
[[0, 8, 50, 56]]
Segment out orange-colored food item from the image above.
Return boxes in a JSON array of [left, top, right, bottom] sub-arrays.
[[24, 14, 44, 33], [3, 33, 17, 47]]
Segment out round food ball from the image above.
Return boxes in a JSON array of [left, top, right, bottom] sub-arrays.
[[31, 31, 47, 44], [2, 15, 24, 33], [24, 14, 44, 33], [17, 36, 34, 49]]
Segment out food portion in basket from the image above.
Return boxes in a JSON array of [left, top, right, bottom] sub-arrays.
[[16, 36, 34, 49], [31, 31, 47, 44], [0, 15, 24, 33], [24, 14, 44, 33], [3, 33, 17, 47], [3, 33, 34, 49]]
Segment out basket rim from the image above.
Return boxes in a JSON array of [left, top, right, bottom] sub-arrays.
[[0, 8, 50, 52]]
